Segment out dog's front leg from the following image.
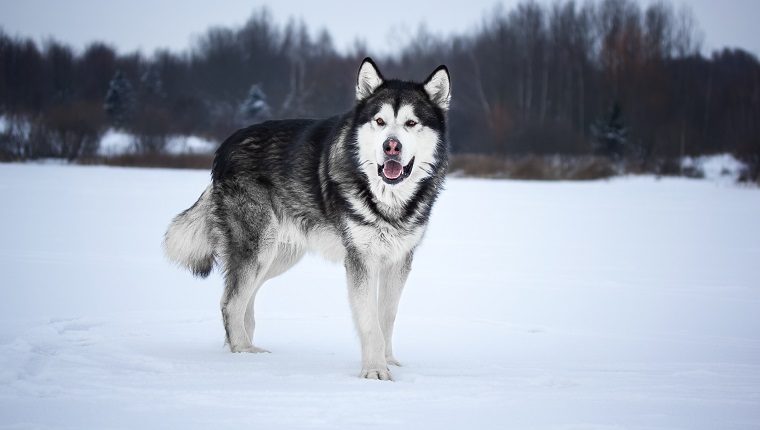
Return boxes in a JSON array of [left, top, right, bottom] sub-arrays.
[[379, 252, 413, 367], [345, 253, 391, 380]]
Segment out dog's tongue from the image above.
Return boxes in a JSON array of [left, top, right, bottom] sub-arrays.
[[383, 160, 403, 179]]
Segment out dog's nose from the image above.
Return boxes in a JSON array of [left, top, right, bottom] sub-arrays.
[[383, 138, 402, 156]]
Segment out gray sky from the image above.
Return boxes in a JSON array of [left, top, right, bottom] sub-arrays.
[[0, 0, 758, 57]]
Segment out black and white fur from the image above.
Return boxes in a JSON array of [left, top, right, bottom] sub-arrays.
[[164, 58, 450, 380]]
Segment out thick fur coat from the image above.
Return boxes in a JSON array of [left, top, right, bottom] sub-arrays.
[[164, 58, 451, 380]]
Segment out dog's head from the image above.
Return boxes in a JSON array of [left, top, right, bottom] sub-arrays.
[[353, 58, 450, 204]]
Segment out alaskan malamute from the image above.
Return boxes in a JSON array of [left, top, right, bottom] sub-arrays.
[[164, 58, 450, 380]]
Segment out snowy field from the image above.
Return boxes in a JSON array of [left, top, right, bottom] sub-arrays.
[[1, 163, 759, 430]]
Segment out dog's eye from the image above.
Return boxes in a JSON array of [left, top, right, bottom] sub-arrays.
[[406, 120, 417, 127], [375, 118, 385, 126]]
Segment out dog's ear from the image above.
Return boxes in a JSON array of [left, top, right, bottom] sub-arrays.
[[424, 65, 451, 111], [356, 57, 384, 101]]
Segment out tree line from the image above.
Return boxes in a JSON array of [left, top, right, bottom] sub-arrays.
[[1, 0, 759, 177]]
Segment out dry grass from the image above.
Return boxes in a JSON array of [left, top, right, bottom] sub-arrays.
[[76, 153, 617, 180], [8, 152, 736, 184], [79, 153, 214, 170], [447, 154, 511, 178], [448, 154, 617, 180]]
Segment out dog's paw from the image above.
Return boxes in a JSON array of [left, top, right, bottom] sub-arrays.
[[385, 356, 402, 367], [231, 345, 270, 353], [360, 368, 394, 381]]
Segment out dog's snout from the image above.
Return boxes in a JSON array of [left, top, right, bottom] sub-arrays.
[[383, 138, 402, 156]]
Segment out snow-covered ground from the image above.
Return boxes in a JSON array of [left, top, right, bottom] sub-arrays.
[[1, 164, 759, 429]]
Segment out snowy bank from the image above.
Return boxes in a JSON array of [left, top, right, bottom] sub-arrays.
[[683, 153, 746, 182], [97, 129, 217, 156]]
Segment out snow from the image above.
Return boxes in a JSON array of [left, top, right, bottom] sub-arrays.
[[97, 129, 217, 156], [164, 135, 218, 155], [685, 154, 746, 182], [97, 128, 133, 155], [1, 164, 759, 429]]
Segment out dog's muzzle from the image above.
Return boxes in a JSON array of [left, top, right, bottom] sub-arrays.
[[378, 157, 415, 184]]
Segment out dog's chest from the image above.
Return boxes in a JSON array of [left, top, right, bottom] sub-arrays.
[[347, 220, 424, 262]]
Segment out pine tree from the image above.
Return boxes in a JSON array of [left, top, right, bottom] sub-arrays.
[[592, 102, 629, 160], [240, 83, 272, 124], [104, 70, 134, 128]]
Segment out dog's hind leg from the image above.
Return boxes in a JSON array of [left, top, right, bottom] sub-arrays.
[[244, 243, 304, 343], [378, 252, 413, 367], [216, 182, 278, 353], [221, 253, 274, 353]]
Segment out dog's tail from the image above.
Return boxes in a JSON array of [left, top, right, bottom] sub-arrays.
[[163, 185, 216, 278]]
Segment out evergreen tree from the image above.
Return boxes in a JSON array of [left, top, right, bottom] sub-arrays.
[[103, 70, 134, 128], [240, 83, 272, 124], [592, 102, 629, 160]]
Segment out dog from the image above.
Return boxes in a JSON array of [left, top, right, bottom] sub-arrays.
[[164, 58, 450, 380]]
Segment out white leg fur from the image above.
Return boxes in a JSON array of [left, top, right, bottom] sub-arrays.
[[222, 240, 283, 354], [346, 261, 391, 380], [379, 255, 412, 367], [244, 294, 259, 346], [222, 266, 270, 354], [244, 243, 304, 344]]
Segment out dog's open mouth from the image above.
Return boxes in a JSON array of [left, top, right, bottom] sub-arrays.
[[378, 157, 415, 184]]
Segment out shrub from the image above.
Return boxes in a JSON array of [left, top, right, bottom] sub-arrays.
[[41, 102, 107, 160], [448, 154, 509, 178], [79, 153, 213, 169], [736, 140, 760, 185], [508, 156, 552, 180], [0, 104, 106, 161], [129, 106, 173, 153], [567, 157, 617, 180], [0, 115, 29, 160]]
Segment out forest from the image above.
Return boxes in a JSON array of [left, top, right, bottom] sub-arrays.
[[1, 0, 759, 180]]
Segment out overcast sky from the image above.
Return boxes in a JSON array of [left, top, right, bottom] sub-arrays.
[[0, 0, 758, 58]]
